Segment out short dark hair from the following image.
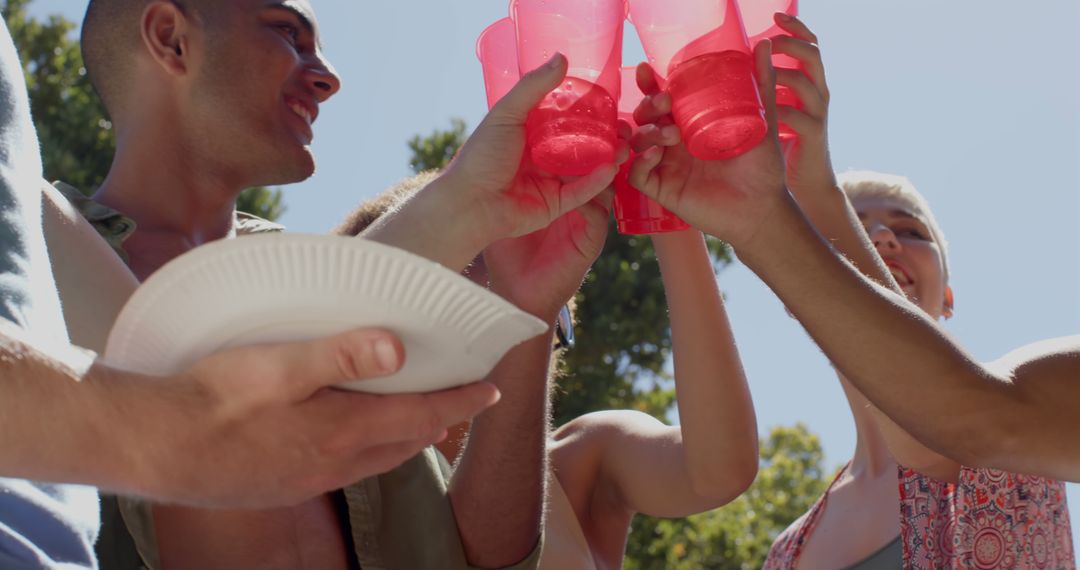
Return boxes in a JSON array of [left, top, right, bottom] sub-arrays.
[[333, 170, 441, 237], [81, 0, 218, 118]]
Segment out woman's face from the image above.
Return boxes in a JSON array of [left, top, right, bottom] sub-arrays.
[[851, 195, 951, 320]]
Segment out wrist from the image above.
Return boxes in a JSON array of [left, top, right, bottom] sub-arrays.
[[651, 229, 705, 258], [789, 178, 840, 202], [94, 365, 207, 502], [72, 363, 163, 497], [364, 177, 491, 272], [490, 280, 564, 323], [430, 167, 506, 247], [732, 191, 810, 272]]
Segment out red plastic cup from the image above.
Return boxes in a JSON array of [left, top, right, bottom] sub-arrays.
[[613, 67, 690, 235], [628, 0, 766, 161], [511, 0, 625, 177], [477, 18, 521, 110], [738, 0, 800, 141]]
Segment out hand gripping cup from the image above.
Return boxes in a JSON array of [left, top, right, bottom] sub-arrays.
[[477, 18, 520, 109], [511, 0, 625, 176], [628, 0, 766, 161], [738, 0, 800, 141], [613, 66, 690, 235]]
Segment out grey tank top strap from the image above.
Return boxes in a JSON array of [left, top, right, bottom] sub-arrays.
[[842, 536, 903, 570]]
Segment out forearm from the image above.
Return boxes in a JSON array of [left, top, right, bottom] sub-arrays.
[[789, 184, 892, 286], [360, 176, 490, 273], [653, 231, 757, 499], [449, 334, 550, 568], [790, 184, 959, 478], [0, 324, 161, 494], [738, 195, 1040, 471]]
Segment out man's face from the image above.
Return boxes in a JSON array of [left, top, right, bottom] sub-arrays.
[[187, 0, 341, 188]]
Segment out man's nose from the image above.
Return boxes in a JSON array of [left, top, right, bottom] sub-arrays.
[[306, 56, 342, 103]]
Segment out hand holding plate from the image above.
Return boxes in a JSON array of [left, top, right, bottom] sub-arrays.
[[133, 328, 500, 508]]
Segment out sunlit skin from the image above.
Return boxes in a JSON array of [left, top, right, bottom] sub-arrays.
[[86, 1, 351, 567], [788, 194, 959, 570], [436, 229, 759, 570], [73, 0, 625, 566], [854, 199, 951, 320], [629, 18, 1078, 560], [623, 14, 974, 568], [94, 0, 339, 282]]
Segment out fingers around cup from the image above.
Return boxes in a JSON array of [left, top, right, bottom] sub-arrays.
[[631, 123, 681, 153]]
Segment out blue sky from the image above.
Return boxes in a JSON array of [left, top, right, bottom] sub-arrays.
[[29, 0, 1080, 551]]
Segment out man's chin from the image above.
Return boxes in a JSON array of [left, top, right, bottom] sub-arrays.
[[265, 151, 317, 185]]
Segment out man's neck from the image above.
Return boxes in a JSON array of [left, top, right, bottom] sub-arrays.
[[93, 134, 243, 280]]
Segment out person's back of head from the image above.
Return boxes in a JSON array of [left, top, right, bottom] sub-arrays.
[[334, 171, 442, 237]]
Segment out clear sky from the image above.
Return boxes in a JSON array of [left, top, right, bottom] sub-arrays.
[[29, 0, 1080, 552]]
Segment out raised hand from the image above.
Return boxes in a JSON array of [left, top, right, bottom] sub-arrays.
[[626, 41, 788, 250], [444, 54, 627, 240], [483, 184, 614, 320], [363, 54, 626, 272], [772, 14, 837, 199]]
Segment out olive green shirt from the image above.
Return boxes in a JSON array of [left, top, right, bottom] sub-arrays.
[[56, 183, 541, 570]]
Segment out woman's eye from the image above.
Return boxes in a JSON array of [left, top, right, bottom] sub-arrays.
[[897, 227, 928, 240]]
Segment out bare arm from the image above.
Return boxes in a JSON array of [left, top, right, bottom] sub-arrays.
[[770, 17, 961, 481], [556, 408, 749, 520], [0, 321, 133, 488], [449, 334, 551, 568], [624, 33, 1080, 482], [0, 320, 501, 505], [790, 184, 961, 481], [447, 187, 615, 568], [739, 196, 1080, 481], [41, 182, 138, 353], [551, 231, 758, 520], [361, 54, 617, 273], [653, 230, 758, 504]]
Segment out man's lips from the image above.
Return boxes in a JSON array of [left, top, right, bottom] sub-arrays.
[[285, 96, 318, 125]]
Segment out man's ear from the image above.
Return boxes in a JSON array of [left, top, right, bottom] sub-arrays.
[[140, 1, 192, 77], [943, 285, 955, 319]]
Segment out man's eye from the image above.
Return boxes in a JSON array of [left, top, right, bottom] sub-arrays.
[[276, 23, 300, 43]]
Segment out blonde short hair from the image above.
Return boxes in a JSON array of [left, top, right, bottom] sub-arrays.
[[837, 170, 950, 282]]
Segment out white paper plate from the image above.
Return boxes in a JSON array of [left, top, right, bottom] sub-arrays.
[[103, 234, 548, 394]]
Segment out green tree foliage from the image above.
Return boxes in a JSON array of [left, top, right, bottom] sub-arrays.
[[1, 0, 285, 221], [408, 118, 467, 173], [237, 186, 287, 222], [406, 118, 731, 424], [3, 0, 113, 192], [625, 424, 832, 569]]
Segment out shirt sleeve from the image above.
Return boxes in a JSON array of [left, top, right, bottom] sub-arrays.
[[0, 17, 99, 570], [0, 16, 51, 333]]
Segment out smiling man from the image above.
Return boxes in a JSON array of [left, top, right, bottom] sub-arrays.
[[50, 0, 621, 569], [0, 6, 505, 570]]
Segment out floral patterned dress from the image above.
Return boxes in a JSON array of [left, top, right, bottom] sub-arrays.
[[764, 464, 1075, 569], [900, 466, 1074, 569]]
